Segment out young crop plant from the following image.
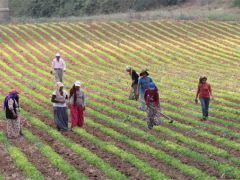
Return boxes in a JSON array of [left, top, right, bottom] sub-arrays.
[[0, 131, 44, 180]]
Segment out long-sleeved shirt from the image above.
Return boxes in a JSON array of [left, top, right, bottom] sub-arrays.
[[52, 58, 66, 70], [144, 89, 159, 107], [130, 70, 139, 86], [197, 83, 212, 98], [138, 76, 153, 94], [69, 90, 86, 107]]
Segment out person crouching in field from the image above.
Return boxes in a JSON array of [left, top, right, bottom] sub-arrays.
[[137, 69, 153, 111], [69, 81, 86, 130], [51, 82, 69, 131], [195, 76, 213, 121], [144, 82, 161, 130], [3, 90, 22, 138], [51, 53, 66, 82], [126, 66, 139, 100]]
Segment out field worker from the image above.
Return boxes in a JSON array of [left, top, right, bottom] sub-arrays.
[[69, 81, 86, 130], [126, 66, 139, 100], [195, 76, 213, 121], [51, 82, 69, 131], [137, 69, 153, 111], [3, 89, 22, 138], [144, 82, 161, 129], [51, 53, 66, 82]]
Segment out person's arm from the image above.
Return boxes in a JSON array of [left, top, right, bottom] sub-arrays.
[[51, 95, 58, 103], [195, 85, 200, 104], [8, 99, 17, 118], [51, 60, 54, 74], [62, 59, 66, 71], [150, 77, 153, 82], [195, 85, 200, 99]]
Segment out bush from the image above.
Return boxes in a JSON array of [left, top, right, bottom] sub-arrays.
[[234, 0, 240, 7], [9, 0, 186, 18]]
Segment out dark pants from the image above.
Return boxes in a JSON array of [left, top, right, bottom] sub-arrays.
[[199, 98, 210, 118]]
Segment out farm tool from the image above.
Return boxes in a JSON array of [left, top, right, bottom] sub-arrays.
[[160, 113, 174, 123]]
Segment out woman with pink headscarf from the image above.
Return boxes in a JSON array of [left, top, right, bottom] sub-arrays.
[[51, 82, 69, 131]]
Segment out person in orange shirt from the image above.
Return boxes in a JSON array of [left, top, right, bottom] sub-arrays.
[[195, 76, 213, 121]]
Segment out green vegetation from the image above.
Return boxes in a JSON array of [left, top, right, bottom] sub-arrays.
[[9, 0, 185, 17], [234, 0, 240, 7], [0, 20, 239, 179], [0, 131, 44, 180]]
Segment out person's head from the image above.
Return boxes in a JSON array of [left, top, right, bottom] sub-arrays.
[[149, 82, 157, 92], [199, 76, 207, 84], [140, 69, 149, 77], [56, 53, 61, 61], [9, 89, 19, 98], [56, 82, 64, 92], [3, 89, 19, 110], [74, 81, 81, 90], [126, 66, 132, 75]]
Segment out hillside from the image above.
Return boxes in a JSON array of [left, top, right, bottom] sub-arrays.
[[8, 0, 240, 22], [0, 20, 240, 179]]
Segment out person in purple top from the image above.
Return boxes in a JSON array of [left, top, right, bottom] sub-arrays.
[[3, 89, 22, 138]]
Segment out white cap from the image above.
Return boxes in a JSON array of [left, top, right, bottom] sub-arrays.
[[126, 66, 131, 71], [56, 53, 61, 57], [74, 81, 81, 87]]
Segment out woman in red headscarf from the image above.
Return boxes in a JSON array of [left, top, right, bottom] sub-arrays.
[[3, 89, 22, 138]]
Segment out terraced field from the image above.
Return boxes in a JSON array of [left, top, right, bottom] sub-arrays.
[[0, 20, 240, 180]]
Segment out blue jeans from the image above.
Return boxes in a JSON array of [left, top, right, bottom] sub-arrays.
[[199, 98, 210, 118]]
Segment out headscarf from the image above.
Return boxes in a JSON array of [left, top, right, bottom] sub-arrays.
[[56, 82, 64, 96], [3, 89, 19, 110], [56, 53, 61, 61]]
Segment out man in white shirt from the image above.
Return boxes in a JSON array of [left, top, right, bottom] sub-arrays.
[[51, 53, 66, 82]]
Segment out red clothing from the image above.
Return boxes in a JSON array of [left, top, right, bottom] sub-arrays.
[[197, 83, 212, 98], [70, 105, 84, 128], [144, 89, 160, 107]]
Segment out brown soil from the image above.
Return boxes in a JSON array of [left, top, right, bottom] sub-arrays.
[[0, 143, 25, 180]]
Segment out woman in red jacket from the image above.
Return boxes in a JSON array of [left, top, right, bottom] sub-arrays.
[[195, 76, 213, 121], [144, 82, 161, 129]]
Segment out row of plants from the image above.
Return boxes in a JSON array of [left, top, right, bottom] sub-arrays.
[[0, 75, 217, 179], [0, 80, 170, 179], [0, 129, 43, 180], [0, 23, 239, 156], [0, 59, 240, 179], [0, 22, 239, 158], [2, 19, 240, 153], [22, 129, 86, 180]]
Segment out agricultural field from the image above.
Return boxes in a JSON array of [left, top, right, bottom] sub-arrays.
[[0, 20, 240, 179]]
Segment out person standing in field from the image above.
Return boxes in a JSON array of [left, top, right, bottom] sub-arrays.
[[69, 81, 86, 130], [195, 76, 213, 121], [126, 66, 139, 100], [51, 53, 66, 82], [137, 69, 153, 111], [51, 82, 69, 131], [144, 82, 161, 129], [3, 89, 22, 138]]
